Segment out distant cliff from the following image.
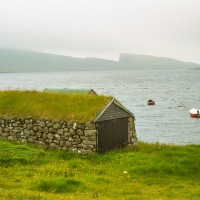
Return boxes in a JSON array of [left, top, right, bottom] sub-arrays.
[[119, 53, 200, 70], [0, 48, 199, 72]]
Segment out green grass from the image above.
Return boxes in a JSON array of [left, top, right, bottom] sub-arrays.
[[0, 140, 200, 199], [0, 90, 112, 122]]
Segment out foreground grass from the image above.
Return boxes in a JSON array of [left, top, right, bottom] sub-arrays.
[[0, 90, 112, 122], [0, 140, 200, 200]]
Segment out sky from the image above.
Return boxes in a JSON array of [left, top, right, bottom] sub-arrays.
[[0, 0, 200, 64]]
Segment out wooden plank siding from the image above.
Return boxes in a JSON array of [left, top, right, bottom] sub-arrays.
[[97, 117, 129, 153], [95, 102, 131, 122]]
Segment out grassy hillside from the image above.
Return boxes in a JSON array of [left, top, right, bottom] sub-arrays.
[[0, 140, 200, 199], [0, 48, 119, 72], [0, 90, 112, 122], [1, 48, 200, 72], [119, 53, 200, 70]]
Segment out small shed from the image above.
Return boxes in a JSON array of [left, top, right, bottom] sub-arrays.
[[0, 91, 137, 153], [43, 88, 97, 95], [94, 98, 136, 153]]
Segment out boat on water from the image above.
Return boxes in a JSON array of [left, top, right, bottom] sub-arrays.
[[189, 108, 200, 118], [147, 99, 155, 105]]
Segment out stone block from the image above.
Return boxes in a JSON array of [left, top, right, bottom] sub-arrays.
[[64, 132, 71, 137], [4, 127, 9, 132], [30, 130, 35, 136], [12, 129, 20, 133], [82, 140, 96, 145], [43, 127, 49, 133], [8, 136, 14, 140], [36, 132, 42, 138], [84, 130, 96, 136], [53, 140, 60, 144], [37, 120, 45, 127], [27, 123, 33, 130], [2, 132, 9, 137], [33, 126, 38, 131], [69, 128, 74, 134], [28, 138, 34, 143], [60, 141, 66, 147], [65, 141, 71, 147], [22, 139, 27, 143], [46, 122, 53, 127], [49, 127, 56, 133], [72, 140, 81, 145], [43, 133, 47, 139], [57, 129, 64, 135], [53, 123, 61, 129], [82, 144, 94, 149], [77, 129, 83, 136], [55, 134, 60, 138], [47, 133, 54, 139], [38, 138, 45, 142], [24, 129, 30, 136], [131, 137, 138, 144], [63, 128, 68, 132]]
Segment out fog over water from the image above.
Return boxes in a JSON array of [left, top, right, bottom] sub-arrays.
[[1, 70, 200, 145]]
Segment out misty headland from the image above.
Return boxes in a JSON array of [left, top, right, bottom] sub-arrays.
[[0, 48, 200, 73]]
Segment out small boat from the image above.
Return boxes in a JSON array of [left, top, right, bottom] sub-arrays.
[[189, 108, 200, 118], [147, 99, 155, 105]]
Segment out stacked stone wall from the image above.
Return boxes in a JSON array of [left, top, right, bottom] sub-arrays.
[[128, 117, 138, 146], [0, 116, 96, 154], [0, 116, 138, 153]]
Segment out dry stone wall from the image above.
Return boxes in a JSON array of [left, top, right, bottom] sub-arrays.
[[128, 117, 138, 146], [0, 116, 97, 154], [0, 116, 138, 153]]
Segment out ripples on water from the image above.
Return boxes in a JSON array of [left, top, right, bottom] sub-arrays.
[[0, 70, 200, 144]]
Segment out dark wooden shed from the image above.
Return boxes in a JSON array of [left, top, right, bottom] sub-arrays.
[[94, 98, 135, 153]]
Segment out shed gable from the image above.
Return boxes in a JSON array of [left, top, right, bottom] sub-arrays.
[[94, 99, 132, 122]]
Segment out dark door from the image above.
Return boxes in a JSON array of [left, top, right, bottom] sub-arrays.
[[97, 117, 128, 153]]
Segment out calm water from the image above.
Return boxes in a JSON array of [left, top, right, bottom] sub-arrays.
[[0, 70, 200, 145]]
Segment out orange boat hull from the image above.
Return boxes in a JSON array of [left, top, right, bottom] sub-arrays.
[[190, 113, 200, 118]]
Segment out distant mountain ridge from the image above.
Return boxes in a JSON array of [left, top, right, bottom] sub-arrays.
[[0, 48, 119, 72], [0, 48, 199, 72], [119, 53, 200, 70]]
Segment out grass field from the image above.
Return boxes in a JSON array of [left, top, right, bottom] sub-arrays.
[[0, 140, 200, 200], [0, 90, 112, 122]]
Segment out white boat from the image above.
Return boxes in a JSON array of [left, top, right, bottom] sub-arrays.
[[189, 108, 200, 118]]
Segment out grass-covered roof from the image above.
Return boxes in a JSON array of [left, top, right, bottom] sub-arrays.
[[0, 90, 112, 122], [44, 88, 93, 94]]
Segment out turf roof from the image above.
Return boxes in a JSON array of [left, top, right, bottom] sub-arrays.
[[0, 90, 112, 122], [44, 88, 94, 94]]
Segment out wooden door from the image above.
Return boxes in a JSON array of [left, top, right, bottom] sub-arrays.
[[97, 117, 128, 153]]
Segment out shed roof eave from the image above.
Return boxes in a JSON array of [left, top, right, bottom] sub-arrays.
[[94, 98, 134, 123], [94, 98, 115, 123], [113, 98, 133, 116]]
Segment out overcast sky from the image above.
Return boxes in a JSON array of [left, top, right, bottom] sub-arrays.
[[0, 0, 200, 63]]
